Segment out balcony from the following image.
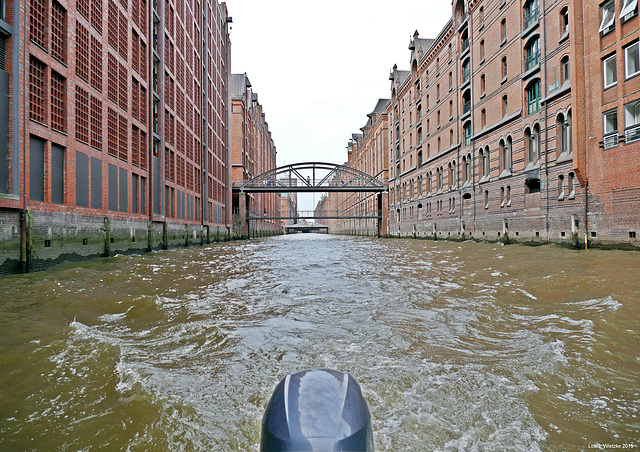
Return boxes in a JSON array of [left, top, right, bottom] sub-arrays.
[[602, 133, 618, 149], [625, 125, 640, 143]]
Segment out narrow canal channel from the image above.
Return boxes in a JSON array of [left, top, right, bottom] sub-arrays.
[[1, 235, 639, 451]]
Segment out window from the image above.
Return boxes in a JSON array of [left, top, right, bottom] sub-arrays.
[[624, 100, 640, 143], [462, 59, 470, 83], [625, 42, 639, 79], [463, 89, 471, 114], [480, 147, 490, 178], [599, 1, 615, 34], [603, 109, 618, 149], [504, 137, 513, 171], [481, 108, 486, 128], [501, 56, 508, 80], [526, 125, 541, 163], [480, 74, 486, 95], [29, 57, 47, 124], [524, 0, 539, 29], [620, 0, 638, 20], [502, 95, 508, 117], [90, 95, 102, 149], [525, 36, 540, 71], [463, 154, 471, 182], [480, 40, 485, 62], [561, 56, 570, 84], [560, 7, 569, 36], [604, 54, 617, 88], [501, 18, 507, 43], [51, 1, 66, 63], [464, 121, 472, 146], [90, 35, 103, 91], [29, 0, 47, 49], [76, 86, 90, 144], [479, 6, 484, 28], [558, 111, 573, 154], [51, 71, 66, 133], [76, 22, 90, 82], [527, 79, 541, 114]]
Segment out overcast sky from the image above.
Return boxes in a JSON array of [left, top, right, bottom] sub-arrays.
[[224, 0, 452, 210]]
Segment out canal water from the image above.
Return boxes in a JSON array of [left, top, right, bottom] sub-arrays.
[[1, 235, 639, 451]]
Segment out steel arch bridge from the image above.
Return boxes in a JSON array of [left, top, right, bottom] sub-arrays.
[[233, 162, 388, 194], [232, 162, 389, 238]]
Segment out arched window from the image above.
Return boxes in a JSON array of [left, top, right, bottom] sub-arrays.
[[560, 6, 569, 36], [449, 160, 457, 188], [525, 36, 540, 71], [462, 58, 470, 84], [526, 125, 541, 164], [462, 89, 471, 115], [524, 0, 540, 29], [463, 121, 472, 146], [561, 56, 570, 84], [464, 153, 471, 183], [482, 146, 490, 178]]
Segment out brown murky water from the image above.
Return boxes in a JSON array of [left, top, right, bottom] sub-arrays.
[[1, 235, 639, 451]]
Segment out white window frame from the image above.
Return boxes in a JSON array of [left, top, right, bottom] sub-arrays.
[[603, 109, 619, 149], [624, 100, 640, 143], [625, 42, 639, 79], [619, 0, 638, 19], [599, 0, 615, 33], [604, 54, 617, 89]]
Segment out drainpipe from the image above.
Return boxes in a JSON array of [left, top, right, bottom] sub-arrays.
[[541, 0, 550, 244]]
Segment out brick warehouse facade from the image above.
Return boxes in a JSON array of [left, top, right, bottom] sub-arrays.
[[230, 73, 279, 237], [326, 0, 639, 249], [320, 100, 390, 236], [0, 0, 234, 273]]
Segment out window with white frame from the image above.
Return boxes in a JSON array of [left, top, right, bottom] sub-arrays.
[[625, 42, 639, 79], [624, 99, 640, 143], [604, 54, 617, 88], [619, 0, 638, 21], [603, 108, 618, 149], [598, 0, 615, 34]]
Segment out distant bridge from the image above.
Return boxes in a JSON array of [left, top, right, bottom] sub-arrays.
[[233, 162, 388, 194], [284, 222, 329, 234], [232, 162, 388, 238]]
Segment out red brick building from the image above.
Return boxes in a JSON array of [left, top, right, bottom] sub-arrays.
[[230, 73, 279, 235], [326, 99, 389, 235], [333, 0, 638, 248], [0, 0, 233, 273]]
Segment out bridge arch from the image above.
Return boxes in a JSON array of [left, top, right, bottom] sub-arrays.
[[232, 162, 388, 239], [233, 162, 388, 193]]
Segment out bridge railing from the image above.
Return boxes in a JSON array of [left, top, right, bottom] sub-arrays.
[[247, 209, 381, 220]]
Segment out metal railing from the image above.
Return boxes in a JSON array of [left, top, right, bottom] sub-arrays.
[[603, 133, 619, 149], [525, 51, 540, 71], [524, 7, 539, 29], [625, 125, 640, 143]]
